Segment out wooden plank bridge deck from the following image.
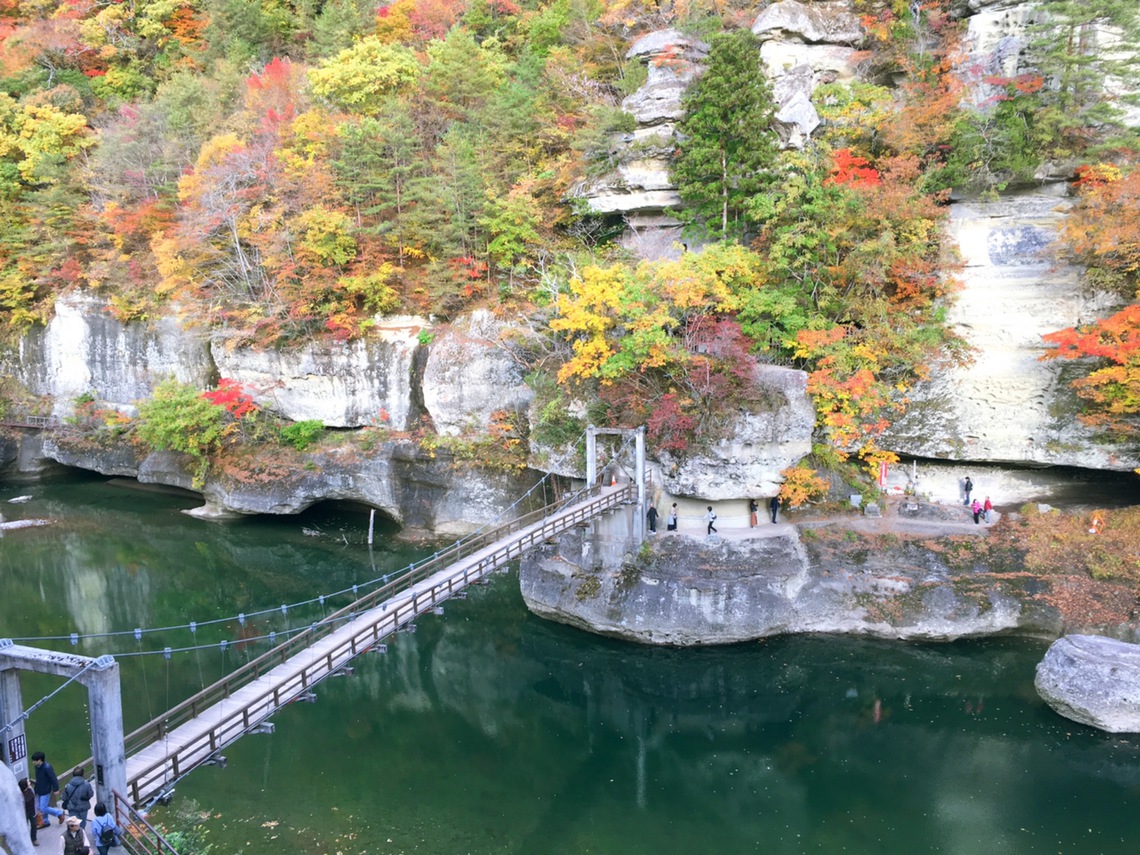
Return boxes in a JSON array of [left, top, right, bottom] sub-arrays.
[[122, 483, 635, 806]]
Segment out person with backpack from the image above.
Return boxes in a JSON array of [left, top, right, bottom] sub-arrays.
[[89, 802, 121, 855], [61, 767, 94, 828]]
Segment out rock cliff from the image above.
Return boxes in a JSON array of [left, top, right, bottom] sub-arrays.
[[882, 188, 1137, 471], [519, 516, 1140, 647], [41, 429, 539, 534], [0, 287, 819, 521]]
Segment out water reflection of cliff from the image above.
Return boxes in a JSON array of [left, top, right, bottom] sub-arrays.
[[0, 476, 430, 744], [155, 571, 1140, 854]]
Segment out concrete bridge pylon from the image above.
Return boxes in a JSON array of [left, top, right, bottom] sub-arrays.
[[0, 640, 126, 810], [585, 425, 647, 544]]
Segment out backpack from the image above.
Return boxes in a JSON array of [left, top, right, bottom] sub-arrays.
[[99, 823, 118, 847]]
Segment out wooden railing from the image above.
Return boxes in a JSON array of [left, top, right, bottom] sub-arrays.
[[0, 414, 60, 430], [119, 482, 635, 805], [112, 790, 180, 855]]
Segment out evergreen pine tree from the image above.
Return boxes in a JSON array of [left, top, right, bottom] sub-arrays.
[[1027, 0, 1140, 158], [672, 30, 777, 241]]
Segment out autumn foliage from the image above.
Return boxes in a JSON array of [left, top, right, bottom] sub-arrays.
[[1045, 167, 1140, 438]]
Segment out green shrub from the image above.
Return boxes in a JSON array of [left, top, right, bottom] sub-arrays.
[[136, 379, 227, 487], [280, 419, 325, 451]]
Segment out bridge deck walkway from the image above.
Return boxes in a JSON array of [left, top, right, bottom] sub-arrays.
[[123, 484, 633, 806]]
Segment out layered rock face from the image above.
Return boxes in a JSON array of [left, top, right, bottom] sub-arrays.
[[4, 292, 213, 417], [42, 433, 539, 534], [0, 293, 817, 521], [4, 300, 531, 436], [520, 524, 1072, 646], [575, 29, 706, 260], [1036, 635, 1140, 732], [882, 189, 1137, 471], [752, 0, 862, 146], [578, 2, 866, 255], [655, 365, 815, 500], [212, 316, 426, 429]]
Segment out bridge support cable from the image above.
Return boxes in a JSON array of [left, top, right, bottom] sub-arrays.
[[11, 435, 604, 650], [115, 483, 634, 807], [0, 641, 127, 810]]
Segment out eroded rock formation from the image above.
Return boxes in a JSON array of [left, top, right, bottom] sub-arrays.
[[1036, 635, 1140, 732], [882, 188, 1137, 471], [519, 521, 1078, 646]]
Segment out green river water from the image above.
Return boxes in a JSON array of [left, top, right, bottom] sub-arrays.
[[2, 474, 1139, 855]]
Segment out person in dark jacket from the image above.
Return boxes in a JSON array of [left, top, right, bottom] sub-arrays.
[[19, 777, 37, 847], [61, 767, 94, 828], [769, 495, 781, 524], [646, 503, 658, 534], [32, 751, 64, 826]]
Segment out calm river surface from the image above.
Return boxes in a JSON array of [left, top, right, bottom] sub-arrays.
[[2, 474, 1139, 855]]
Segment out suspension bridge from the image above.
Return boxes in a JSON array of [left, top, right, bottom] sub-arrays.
[[1, 426, 648, 853], [120, 481, 635, 806]]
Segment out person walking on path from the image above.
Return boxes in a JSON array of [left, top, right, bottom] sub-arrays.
[[971, 498, 982, 524], [646, 503, 658, 534], [19, 777, 37, 847], [32, 751, 63, 827], [704, 506, 717, 535], [962, 476, 974, 506], [59, 816, 91, 855], [769, 495, 781, 524], [983, 497, 993, 524], [667, 503, 678, 532], [61, 767, 93, 829], [89, 803, 121, 855], [749, 499, 758, 528]]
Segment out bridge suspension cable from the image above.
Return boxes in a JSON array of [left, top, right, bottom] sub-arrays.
[[11, 426, 640, 647], [0, 652, 105, 736]]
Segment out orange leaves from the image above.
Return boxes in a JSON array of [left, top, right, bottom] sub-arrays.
[[982, 73, 1045, 98], [795, 323, 897, 454], [1043, 305, 1140, 363], [1058, 167, 1140, 291], [778, 464, 829, 508], [825, 148, 881, 188], [1073, 163, 1123, 189], [1044, 304, 1140, 434], [792, 325, 846, 360]]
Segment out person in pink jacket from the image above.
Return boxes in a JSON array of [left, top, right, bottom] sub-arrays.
[[971, 498, 982, 524]]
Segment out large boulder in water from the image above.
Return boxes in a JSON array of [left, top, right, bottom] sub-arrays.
[[1035, 635, 1140, 733]]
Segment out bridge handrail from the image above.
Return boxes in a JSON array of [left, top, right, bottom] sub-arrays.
[[112, 789, 180, 855], [122, 482, 634, 804], [0, 414, 61, 429], [107, 482, 633, 788]]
